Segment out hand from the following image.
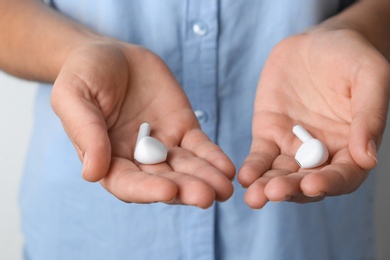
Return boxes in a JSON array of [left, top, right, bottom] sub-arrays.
[[51, 41, 235, 208], [238, 28, 390, 209]]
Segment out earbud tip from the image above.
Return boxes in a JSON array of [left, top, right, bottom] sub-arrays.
[[134, 136, 168, 164]]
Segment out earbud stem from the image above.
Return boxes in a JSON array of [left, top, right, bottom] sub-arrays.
[[293, 125, 313, 142], [136, 122, 151, 144]]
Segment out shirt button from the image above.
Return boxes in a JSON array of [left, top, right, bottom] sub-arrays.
[[192, 22, 208, 36], [194, 110, 208, 124]]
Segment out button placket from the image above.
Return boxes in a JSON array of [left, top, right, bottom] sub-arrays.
[[183, 0, 219, 143], [180, 1, 219, 259]]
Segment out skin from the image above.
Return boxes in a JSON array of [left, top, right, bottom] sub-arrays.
[[0, 0, 389, 209], [52, 43, 236, 208], [239, 1, 390, 208], [0, 1, 235, 209], [239, 29, 390, 208]]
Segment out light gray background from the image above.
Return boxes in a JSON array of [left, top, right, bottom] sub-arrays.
[[0, 71, 389, 259]]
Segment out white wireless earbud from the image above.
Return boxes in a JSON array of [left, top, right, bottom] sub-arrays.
[[134, 122, 168, 164], [293, 125, 329, 169]]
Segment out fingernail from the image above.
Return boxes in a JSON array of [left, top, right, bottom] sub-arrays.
[[82, 152, 89, 179], [166, 197, 177, 204], [306, 192, 325, 198], [273, 196, 292, 203], [367, 140, 378, 166]]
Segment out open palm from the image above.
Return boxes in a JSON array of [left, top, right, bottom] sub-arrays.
[[239, 29, 390, 209], [51, 41, 235, 208]]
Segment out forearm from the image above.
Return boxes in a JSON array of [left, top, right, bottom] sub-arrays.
[[0, 0, 104, 82], [317, 0, 390, 60]]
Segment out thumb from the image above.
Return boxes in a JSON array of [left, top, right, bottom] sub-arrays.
[[51, 74, 111, 182], [349, 60, 390, 170]]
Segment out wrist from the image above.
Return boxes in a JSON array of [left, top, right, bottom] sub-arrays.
[[309, 1, 390, 60], [0, 0, 114, 83]]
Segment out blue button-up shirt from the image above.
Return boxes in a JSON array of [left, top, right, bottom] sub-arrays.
[[21, 1, 375, 259]]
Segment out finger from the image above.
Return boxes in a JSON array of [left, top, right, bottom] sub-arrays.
[[167, 147, 234, 202], [271, 154, 300, 171], [245, 154, 326, 207], [265, 154, 305, 201], [138, 162, 217, 208], [263, 149, 368, 202], [264, 171, 322, 202], [238, 139, 280, 187], [349, 58, 390, 169], [51, 74, 111, 182], [300, 148, 369, 197], [180, 129, 236, 180], [100, 157, 178, 203], [244, 169, 291, 209], [245, 169, 326, 208], [244, 175, 270, 209]]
